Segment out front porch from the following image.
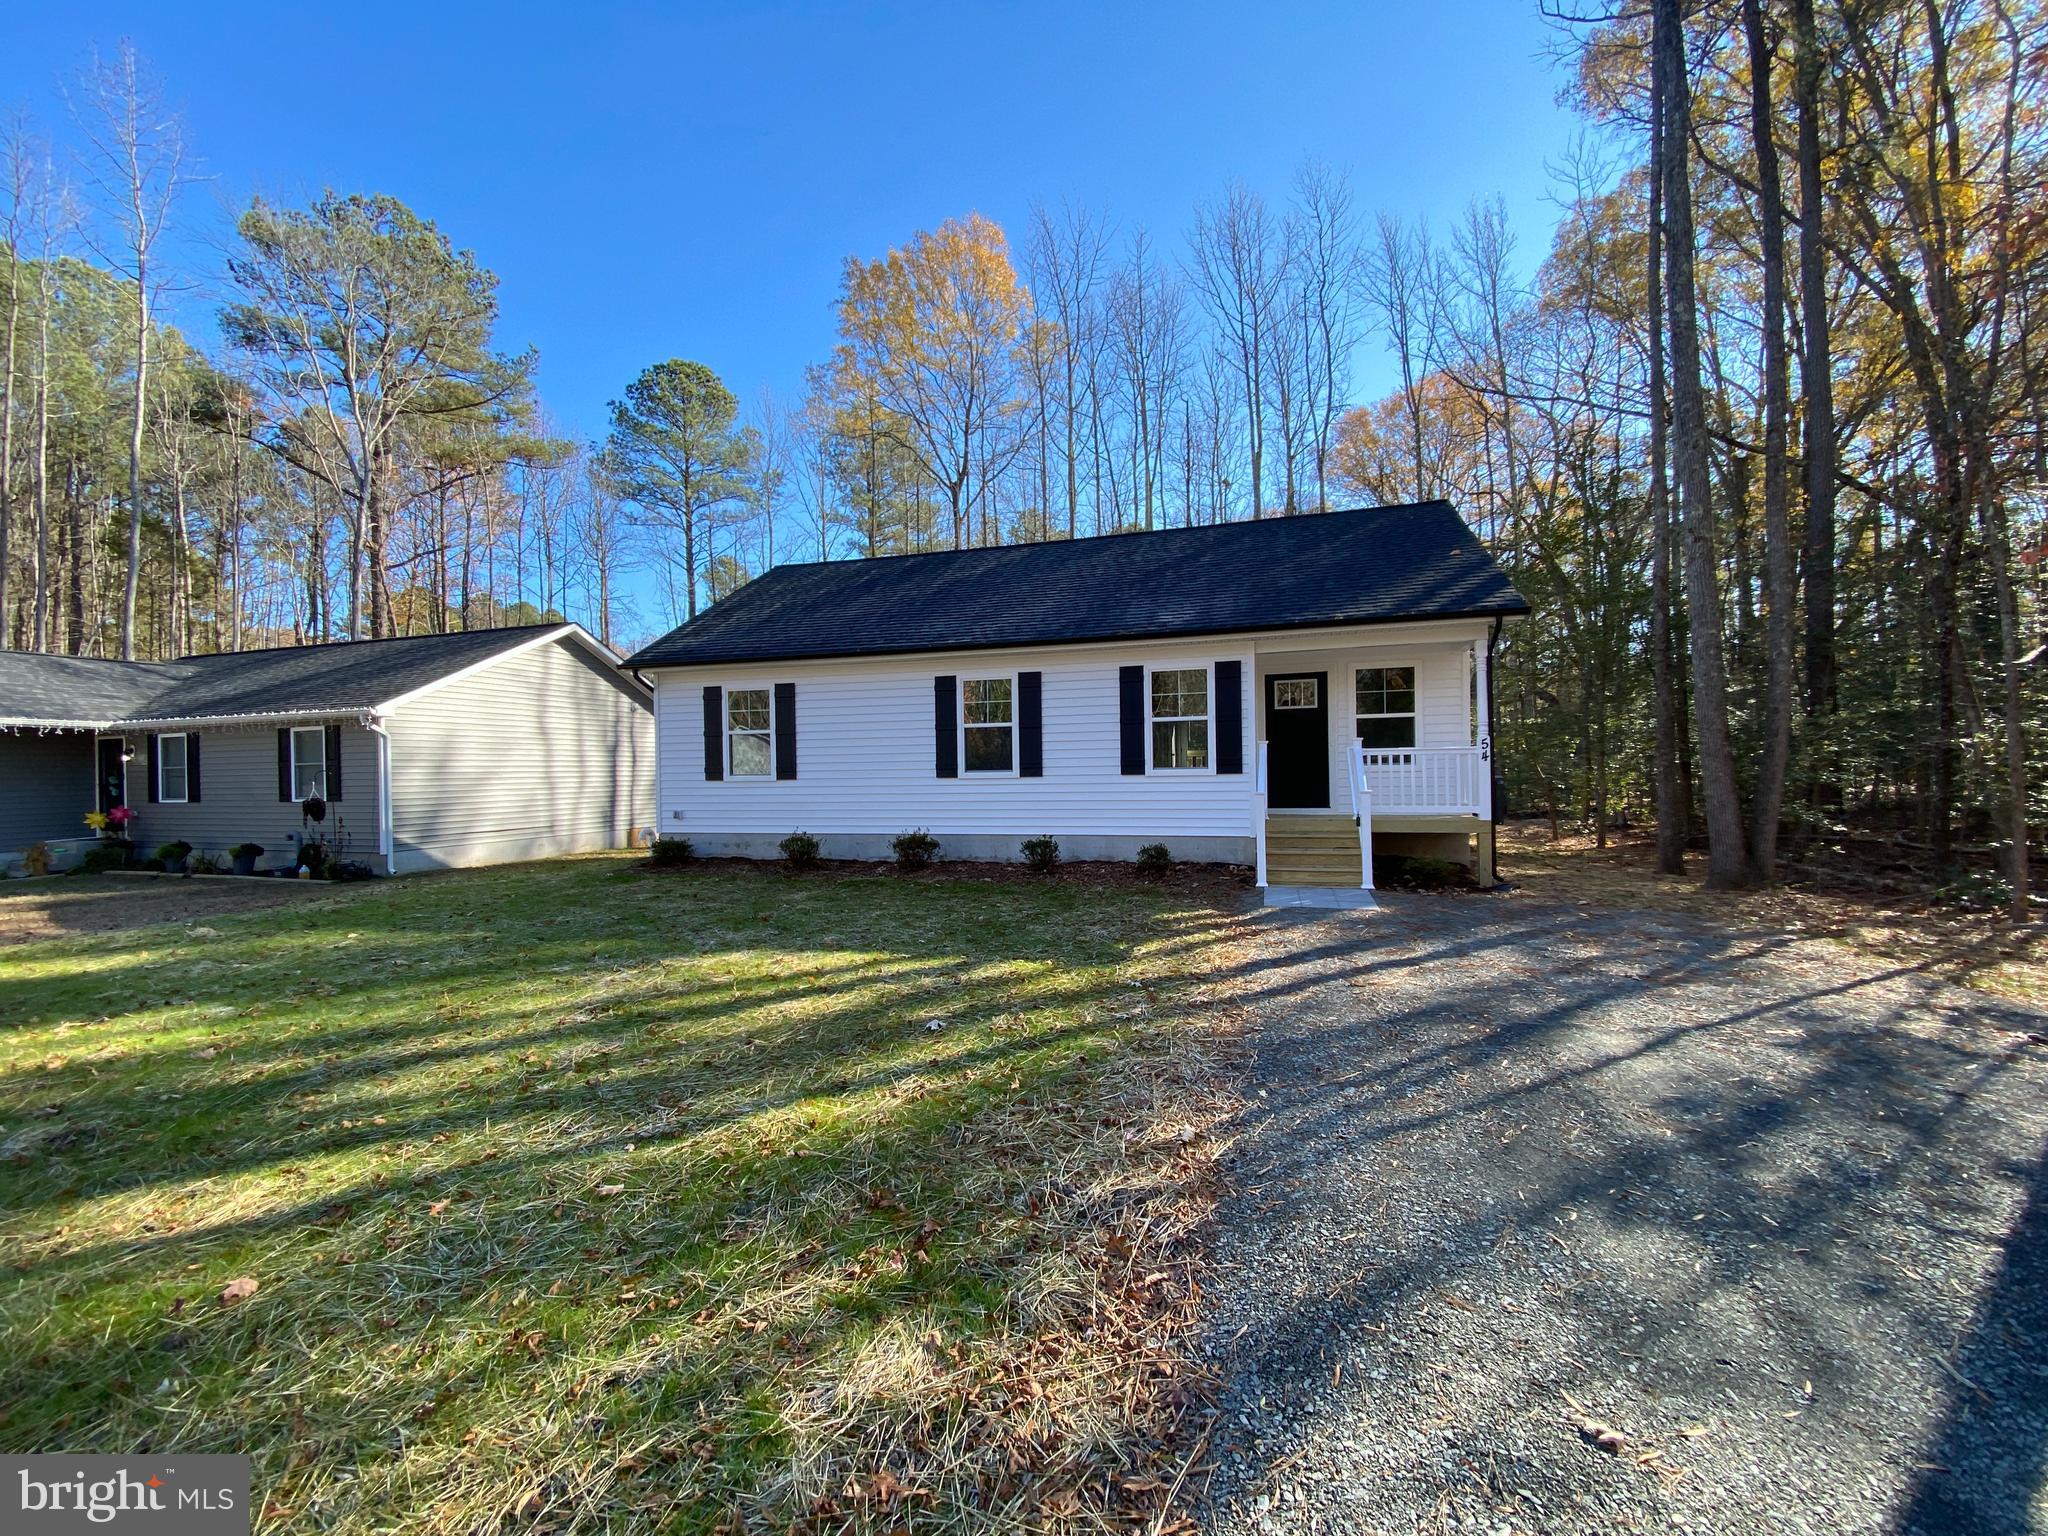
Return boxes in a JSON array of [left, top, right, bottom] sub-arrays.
[[1249, 623, 1498, 898]]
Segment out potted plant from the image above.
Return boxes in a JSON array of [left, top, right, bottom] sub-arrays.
[[298, 795, 329, 877], [155, 840, 193, 875], [84, 807, 136, 864], [228, 842, 265, 877]]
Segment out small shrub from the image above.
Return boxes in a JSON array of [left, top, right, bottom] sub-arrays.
[[227, 843, 265, 860], [187, 851, 224, 875], [80, 844, 129, 874], [22, 842, 52, 876], [298, 843, 330, 878], [892, 828, 940, 871], [139, 857, 166, 873], [328, 859, 377, 883], [1020, 835, 1060, 874], [1135, 842, 1173, 877], [780, 831, 821, 870], [649, 836, 695, 867]]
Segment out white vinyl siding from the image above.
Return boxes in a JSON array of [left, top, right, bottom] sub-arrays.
[[654, 637, 1254, 843], [387, 633, 655, 873]]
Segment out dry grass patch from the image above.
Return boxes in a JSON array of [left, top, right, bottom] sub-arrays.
[[0, 854, 1248, 1533], [1499, 823, 2046, 1004]]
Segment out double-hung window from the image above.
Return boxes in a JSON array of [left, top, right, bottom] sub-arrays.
[[290, 726, 327, 800], [158, 733, 190, 803], [1355, 667, 1417, 748], [961, 676, 1014, 773], [1150, 667, 1210, 770], [727, 688, 772, 777]]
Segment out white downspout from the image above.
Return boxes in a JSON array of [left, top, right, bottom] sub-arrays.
[[365, 716, 394, 871], [1254, 740, 1269, 890]]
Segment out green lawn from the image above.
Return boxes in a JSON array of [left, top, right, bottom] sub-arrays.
[[0, 857, 1238, 1533]]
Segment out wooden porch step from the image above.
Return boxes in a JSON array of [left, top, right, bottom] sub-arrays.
[[1268, 831, 1360, 853]]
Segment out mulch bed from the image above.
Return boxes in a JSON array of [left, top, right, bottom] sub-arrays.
[[638, 854, 1260, 898]]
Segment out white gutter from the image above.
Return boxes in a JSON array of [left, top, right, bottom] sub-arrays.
[[364, 716, 395, 863], [94, 707, 381, 733]]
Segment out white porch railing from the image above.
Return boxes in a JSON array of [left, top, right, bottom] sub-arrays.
[[1347, 741, 1375, 890], [1362, 746, 1489, 816]]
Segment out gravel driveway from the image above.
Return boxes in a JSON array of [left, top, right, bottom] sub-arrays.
[[1198, 891, 2048, 1536]]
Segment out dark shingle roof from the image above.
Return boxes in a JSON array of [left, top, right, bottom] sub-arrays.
[[0, 654, 170, 725], [626, 501, 1527, 668], [0, 624, 583, 728]]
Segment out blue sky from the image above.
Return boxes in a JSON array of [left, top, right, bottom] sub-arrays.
[[8, 1, 1584, 445]]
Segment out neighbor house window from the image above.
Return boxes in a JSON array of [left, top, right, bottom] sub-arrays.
[[158, 733, 190, 803], [1150, 667, 1210, 770], [1355, 667, 1416, 749], [727, 688, 772, 777], [290, 726, 327, 800], [961, 676, 1015, 773]]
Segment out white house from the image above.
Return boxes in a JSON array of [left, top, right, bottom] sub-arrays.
[[0, 623, 654, 876], [626, 501, 1528, 905]]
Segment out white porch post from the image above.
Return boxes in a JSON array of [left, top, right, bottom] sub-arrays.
[[1473, 635, 1493, 820]]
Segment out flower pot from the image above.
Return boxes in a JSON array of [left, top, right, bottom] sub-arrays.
[[164, 856, 188, 876], [232, 851, 259, 877]]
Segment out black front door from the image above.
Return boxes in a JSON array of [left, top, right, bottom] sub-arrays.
[[1265, 672, 1329, 809], [97, 738, 127, 815]]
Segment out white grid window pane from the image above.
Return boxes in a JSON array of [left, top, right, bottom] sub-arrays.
[[1152, 720, 1209, 770], [728, 689, 771, 777], [962, 677, 1012, 725], [1151, 668, 1206, 719], [292, 728, 326, 800], [159, 736, 188, 802]]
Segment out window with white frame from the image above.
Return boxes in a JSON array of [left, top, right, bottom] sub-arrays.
[[1355, 666, 1417, 749], [727, 688, 772, 777], [290, 726, 327, 800], [1273, 677, 1319, 710], [961, 676, 1014, 773], [158, 733, 190, 803], [1150, 666, 1210, 770]]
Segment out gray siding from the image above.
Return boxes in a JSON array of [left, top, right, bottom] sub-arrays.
[[386, 635, 654, 873], [119, 722, 386, 874], [0, 729, 96, 847]]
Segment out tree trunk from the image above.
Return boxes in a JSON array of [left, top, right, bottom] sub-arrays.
[[1792, 0, 1837, 753], [121, 256, 147, 660], [1743, 0, 1798, 883], [0, 235, 17, 651], [1656, 0, 1750, 887], [1647, 23, 1686, 877]]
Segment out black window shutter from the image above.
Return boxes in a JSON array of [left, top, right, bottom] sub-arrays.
[[774, 682, 796, 780], [326, 723, 344, 801], [934, 675, 958, 778], [188, 735, 203, 803], [1118, 665, 1145, 775], [1215, 660, 1243, 774], [278, 728, 292, 801], [702, 685, 724, 781], [1018, 670, 1043, 777], [147, 734, 160, 804]]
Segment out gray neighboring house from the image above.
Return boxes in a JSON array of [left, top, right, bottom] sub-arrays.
[[0, 623, 655, 876]]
